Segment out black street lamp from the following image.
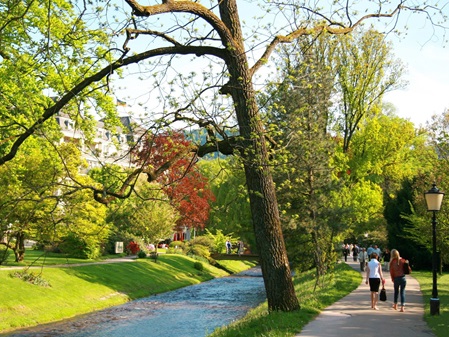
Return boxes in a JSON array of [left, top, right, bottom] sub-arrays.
[[424, 183, 445, 316]]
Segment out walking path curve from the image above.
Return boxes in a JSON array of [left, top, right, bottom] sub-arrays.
[[295, 260, 435, 337]]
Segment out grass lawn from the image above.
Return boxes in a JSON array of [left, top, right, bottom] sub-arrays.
[[0, 249, 111, 267], [208, 262, 361, 337], [0, 254, 235, 334], [411, 271, 449, 337]]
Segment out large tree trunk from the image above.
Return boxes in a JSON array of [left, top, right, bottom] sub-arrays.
[[219, 0, 300, 312]]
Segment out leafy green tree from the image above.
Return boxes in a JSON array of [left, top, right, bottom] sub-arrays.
[[0, 0, 120, 164], [0, 137, 111, 261], [108, 181, 179, 248], [333, 29, 405, 152], [260, 34, 339, 280], [0, 137, 64, 261], [198, 158, 254, 251], [346, 114, 431, 246]]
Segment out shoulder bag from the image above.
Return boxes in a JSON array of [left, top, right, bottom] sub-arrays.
[[403, 259, 411, 275]]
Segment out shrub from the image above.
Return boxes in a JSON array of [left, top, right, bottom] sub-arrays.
[[188, 244, 211, 259], [137, 250, 147, 258], [167, 241, 184, 254], [126, 241, 140, 255], [169, 241, 184, 249], [0, 246, 10, 265], [10, 270, 51, 287], [190, 236, 213, 248], [193, 261, 204, 271], [59, 233, 101, 259]]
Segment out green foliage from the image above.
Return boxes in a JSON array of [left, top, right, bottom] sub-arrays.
[[193, 261, 204, 271], [189, 235, 214, 248], [261, 34, 342, 278], [205, 229, 236, 254], [169, 241, 184, 249], [198, 160, 255, 252], [107, 181, 179, 248], [104, 231, 135, 255], [0, 247, 11, 265], [137, 250, 147, 259], [348, 115, 426, 187], [333, 29, 405, 152], [59, 233, 100, 260], [0, 0, 120, 162], [184, 235, 213, 259], [188, 244, 211, 259]]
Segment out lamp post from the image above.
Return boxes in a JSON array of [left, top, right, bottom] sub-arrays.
[[424, 183, 445, 316]]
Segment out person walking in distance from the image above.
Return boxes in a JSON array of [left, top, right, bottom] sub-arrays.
[[359, 248, 368, 271], [237, 241, 244, 256], [366, 252, 385, 310], [389, 249, 408, 312], [225, 240, 232, 254]]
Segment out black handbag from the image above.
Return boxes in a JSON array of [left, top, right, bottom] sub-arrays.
[[403, 260, 411, 274], [379, 286, 387, 301]]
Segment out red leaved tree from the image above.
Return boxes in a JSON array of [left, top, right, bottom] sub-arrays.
[[133, 131, 215, 233]]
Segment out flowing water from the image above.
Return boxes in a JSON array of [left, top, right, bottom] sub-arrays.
[[4, 267, 266, 337]]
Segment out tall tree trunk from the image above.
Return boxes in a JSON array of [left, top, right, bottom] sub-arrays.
[[219, 0, 300, 313], [13, 231, 26, 262]]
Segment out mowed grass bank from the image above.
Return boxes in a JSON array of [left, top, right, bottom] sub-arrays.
[[412, 271, 449, 337], [208, 262, 362, 337], [0, 254, 256, 334]]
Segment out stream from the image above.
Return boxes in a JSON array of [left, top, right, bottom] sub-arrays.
[[3, 267, 266, 337]]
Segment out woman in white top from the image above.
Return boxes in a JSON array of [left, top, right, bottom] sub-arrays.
[[365, 252, 384, 310]]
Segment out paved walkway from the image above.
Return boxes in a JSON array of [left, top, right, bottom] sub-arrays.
[[295, 260, 435, 337]]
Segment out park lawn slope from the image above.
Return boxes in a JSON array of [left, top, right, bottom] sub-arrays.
[[0, 254, 229, 333]]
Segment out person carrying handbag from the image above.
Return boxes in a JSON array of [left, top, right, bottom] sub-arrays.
[[366, 252, 385, 310], [389, 249, 409, 312]]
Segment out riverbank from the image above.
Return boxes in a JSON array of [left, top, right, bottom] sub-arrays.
[[0, 254, 256, 334]]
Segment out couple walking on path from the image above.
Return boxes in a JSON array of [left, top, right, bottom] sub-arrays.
[[295, 260, 434, 337]]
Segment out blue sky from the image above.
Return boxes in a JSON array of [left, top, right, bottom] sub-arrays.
[[383, 11, 449, 127]]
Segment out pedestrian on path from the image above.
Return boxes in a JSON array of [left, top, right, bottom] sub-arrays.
[[225, 240, 232, 254], [389, 248, 408, 312], [366, 252, 385, 310], [358, 247, 368, 271]]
